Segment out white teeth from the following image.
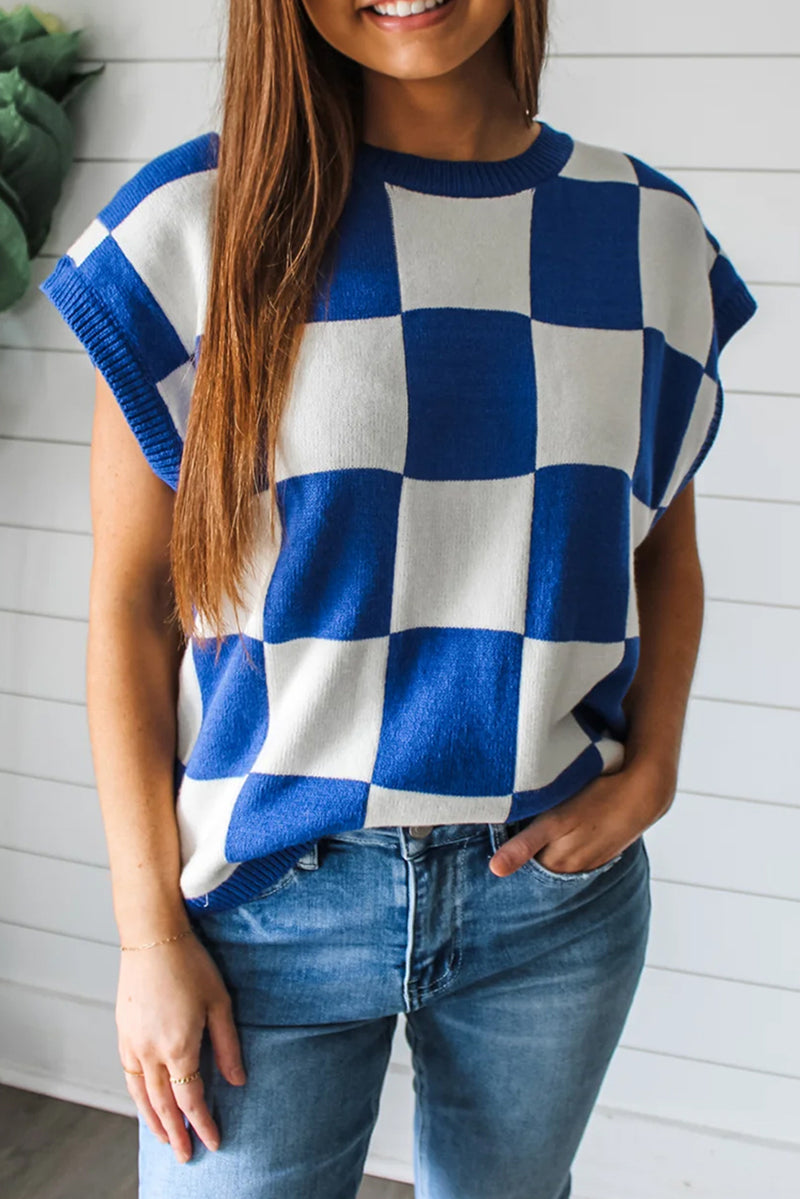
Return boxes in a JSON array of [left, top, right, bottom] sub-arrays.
[[370, 0, 448, 17]]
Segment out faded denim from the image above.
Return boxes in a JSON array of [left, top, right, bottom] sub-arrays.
[[138, 819, 651, 1198]]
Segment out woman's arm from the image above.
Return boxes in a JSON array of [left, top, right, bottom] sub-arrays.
[[622, 479, 705, 784], [88, 368, 246, 1164], [87, 367, 188, 945], [489, 482, 703, 876]]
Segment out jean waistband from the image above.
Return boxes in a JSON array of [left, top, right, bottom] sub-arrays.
[[322, 822, 504, 852]]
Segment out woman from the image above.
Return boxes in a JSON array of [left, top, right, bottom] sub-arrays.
[[41, 0, 757, 1194]]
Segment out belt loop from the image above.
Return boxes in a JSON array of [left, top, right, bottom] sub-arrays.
[[488, 822, 510, 854], [296, 841, 319, 870]]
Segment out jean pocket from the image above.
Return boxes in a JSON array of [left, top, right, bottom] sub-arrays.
[[493, 818, 627, 886], [519, 848, 624, 884]]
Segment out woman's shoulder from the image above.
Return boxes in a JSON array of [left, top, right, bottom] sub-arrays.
[[563, 130, 707, 232], [71, 129, 220, 271], [38, 130, 221, 490]]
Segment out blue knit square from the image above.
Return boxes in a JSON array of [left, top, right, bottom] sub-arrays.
[[530, 176, 642, 329], [186, 634, 268, 780], [402, 307, 537, 480], [527, 464, 631, 643], [78, 234, 189, 382], [634, 327, 706, 511], [372, 626, 522, 796], [262, 468, 403, 642]]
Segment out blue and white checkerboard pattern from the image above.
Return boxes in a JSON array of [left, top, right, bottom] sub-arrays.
[[40, 121, 758, 911]]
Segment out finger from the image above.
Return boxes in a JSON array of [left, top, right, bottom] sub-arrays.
[[145, 1061, 194, 1163], [207, 996, 247, 1086], [123, 1067, 170, 1143], [167, 1053, 220, 1153], [490, 819, 553, 875]]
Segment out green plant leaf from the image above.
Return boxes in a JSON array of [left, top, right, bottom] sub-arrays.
[[0, 30, 82, 96], [0, 190, 31, 310], [0, 64, 72, 170], [0, 166, 25, 225], [0, 65, 71, 255], [0, 6, 48, 53], [59, 61, 104, 108]]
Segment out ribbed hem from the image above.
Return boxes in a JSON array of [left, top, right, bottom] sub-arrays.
[[39, 256, 184, 490], [714, 274, 758, 354], [354, 119, 574, 197], [183, 840, 319, 914]]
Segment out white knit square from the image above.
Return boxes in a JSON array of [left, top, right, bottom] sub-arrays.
[[253, 635, 389, 780], [514, 638, 626, 790], [389, 473, 535, 634], [532, 321, 643, 473], [388, 185, 533, 315], [68, 217, 108, 266], [274, 314, 408, 483], [364, 784, 513, 828], [175, 774, 249, 898], [639, 186, 714, 365], [110, 169, 216, 358], [659, 370, 720, 509], [156, 358, 195, 442]]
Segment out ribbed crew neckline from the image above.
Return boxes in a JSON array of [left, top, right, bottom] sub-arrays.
[[353, 119, 574, 197]]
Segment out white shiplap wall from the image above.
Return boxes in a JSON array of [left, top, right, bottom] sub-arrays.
[[1, 2, 797, 1194]]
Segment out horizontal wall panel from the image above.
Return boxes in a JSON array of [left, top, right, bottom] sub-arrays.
[[624, 967, 800, 1078], [678, 697, 799, 806], [544, 58, 800, 171], [601, 1046, 800, 1145], [0, 981, 127, 1102], [69, 0, 223, 61], [70, 60, 222, 162], [0, 923, 117, 1004], [0, 612, 87, 704], [0, 773, 106, 864], [570, 1101, 800, 1199], [0, 849, 115, 943], [703, 392, 800, 504], [551, 1, 800, 55], [0, 349, 94, 443], [646, 790, 800, 901], [0, 695, 93, 786], [693, 600, 800, 709], [695, 496, 800, 606], [0, 439, 90, 533], [0, 528, 92, 620], [646, 877, 800, 990]]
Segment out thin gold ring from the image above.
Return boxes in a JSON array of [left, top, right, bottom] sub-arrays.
[[122, 1066, 145, 1076], [169, 1069, 201, 1085]]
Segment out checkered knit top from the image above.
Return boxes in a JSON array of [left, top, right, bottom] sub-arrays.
[[40, 120, 758, 912]]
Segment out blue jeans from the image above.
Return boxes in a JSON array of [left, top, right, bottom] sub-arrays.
[[138, 820, 651, 1198]]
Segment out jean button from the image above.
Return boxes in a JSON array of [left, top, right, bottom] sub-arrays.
[[409, 824, 433, 839]]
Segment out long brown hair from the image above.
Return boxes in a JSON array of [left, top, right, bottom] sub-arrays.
[[170, 0, 550, 653]]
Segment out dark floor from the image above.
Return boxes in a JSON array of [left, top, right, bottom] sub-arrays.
[[0, 1083, 413, 1198]]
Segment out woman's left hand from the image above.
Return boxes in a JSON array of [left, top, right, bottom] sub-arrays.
[[488, 754, 677, 877]]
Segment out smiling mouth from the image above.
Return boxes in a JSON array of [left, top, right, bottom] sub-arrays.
[[361, 0, 457, 26]]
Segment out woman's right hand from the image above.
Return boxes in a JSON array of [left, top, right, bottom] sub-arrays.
[[116, 928, 247, 1164]]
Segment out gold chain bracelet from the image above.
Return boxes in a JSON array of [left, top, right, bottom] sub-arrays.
[[120, 927, 194, 951]]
